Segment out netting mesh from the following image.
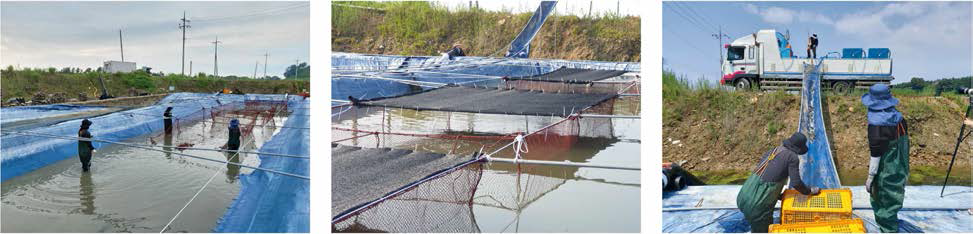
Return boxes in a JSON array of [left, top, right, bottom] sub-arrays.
[[331, 85, 626, 232], [332, 161, 484, 232], [502, 79, 640, 95]]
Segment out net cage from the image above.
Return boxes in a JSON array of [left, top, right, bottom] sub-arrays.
[[147, 97, 292, 147], [331, 96, 624, 232]]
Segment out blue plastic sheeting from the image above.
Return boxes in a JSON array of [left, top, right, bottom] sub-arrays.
[[662, 185, 973, 232], [505, 1, 557, 58], [331, 53, 639, 101], [776, 32, 794, 58], [797, 61, 841, 188], [843, 48, 865, 58], [868, 48, 891, 59], [214, 98, 309, 233], [1, 104, 109, 125], [0, 93, 287, 182]]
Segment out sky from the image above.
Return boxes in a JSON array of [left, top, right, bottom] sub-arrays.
[[663, 1, 972, 84], [1, 1, 310, 77], [435, 0, 641, 17]]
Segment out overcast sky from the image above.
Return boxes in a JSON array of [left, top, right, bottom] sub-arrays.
[[664, 1, 972, 84], [1, 1, 309, 77]]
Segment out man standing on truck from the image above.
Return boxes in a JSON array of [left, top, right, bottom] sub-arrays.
[[862, 84, 909, 233], [807, 34, 818, 58], [736, 132, 821, 232]]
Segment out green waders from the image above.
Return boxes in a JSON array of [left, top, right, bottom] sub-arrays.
[[870, 124, 910, 233], [737, 148, 786, 233]]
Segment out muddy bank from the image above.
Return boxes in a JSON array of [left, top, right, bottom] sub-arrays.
[[663, 86, 972, 185]]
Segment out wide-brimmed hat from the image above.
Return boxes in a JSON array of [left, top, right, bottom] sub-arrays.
[[861, 84, 899, 110], [783, 132, 808, 155], [80, 119, 93, 129]]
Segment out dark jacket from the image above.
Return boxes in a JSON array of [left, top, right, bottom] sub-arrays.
[[757, 135, 812, 195], [227, 127, 241, 150], [810, 36, 818, 49], [446, 46, 465, 58], [868, 120, 908, 158]]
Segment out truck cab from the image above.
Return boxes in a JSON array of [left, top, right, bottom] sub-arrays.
[[720, 29, 893, 92]]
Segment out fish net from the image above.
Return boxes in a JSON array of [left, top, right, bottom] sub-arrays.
[[331, 97, 618, 232]]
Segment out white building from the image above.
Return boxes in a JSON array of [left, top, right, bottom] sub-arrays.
[[103, 61, 136, 73]]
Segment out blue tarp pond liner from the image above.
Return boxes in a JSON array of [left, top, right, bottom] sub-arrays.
[[215, 98, 309, 233], [1, 104, 111, 125], [662, 185, 973, 232], [0, 93, 309, 232], [331, 53, 639, 102]]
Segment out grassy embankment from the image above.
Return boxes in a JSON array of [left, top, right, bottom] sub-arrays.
[[0, 68, 309, 105], [332, 1, 640, 62], [663, 70, 972, 185]]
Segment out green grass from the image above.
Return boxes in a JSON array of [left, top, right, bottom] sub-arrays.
[[331, 1, 640, 62], [0, 68, 309, 101]]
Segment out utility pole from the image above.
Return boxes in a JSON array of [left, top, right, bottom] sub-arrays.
[[189, 60, 193, 75], [588, 1, 593, 18], [179, 11, 191, 75], [263, 52, 268, 78], [616, 0, 620, 16], [712, 25, 729, 77], [118, 29, 124, 62], [212, 36, 222, 77], [253, 61, 259, 79]]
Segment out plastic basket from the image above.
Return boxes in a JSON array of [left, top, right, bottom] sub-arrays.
[[781, 188, 853, 224], [769, 219, 866, 233]]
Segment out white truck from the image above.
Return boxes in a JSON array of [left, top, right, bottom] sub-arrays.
[[720, 29, 893, 92]]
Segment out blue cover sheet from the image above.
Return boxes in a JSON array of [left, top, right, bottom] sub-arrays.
[[214, 98, 310, 232]]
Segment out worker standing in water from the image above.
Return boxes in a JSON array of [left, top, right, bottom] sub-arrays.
[[737, 132, 821, 232], [225, 119, 241, 152], [163, 107, 174, 135], [862, 84, 909, 233], [78, 119, 96, 172]]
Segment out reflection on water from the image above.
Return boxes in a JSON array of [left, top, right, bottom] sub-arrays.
[[1, 107, 289, 232], [333, 96, 641, 232], [79, 172, 95, 215]]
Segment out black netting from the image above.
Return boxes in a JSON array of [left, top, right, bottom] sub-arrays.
[[332, 145, 483, 233], [506, 67, 628, 84], [358, 86, 615, 117]]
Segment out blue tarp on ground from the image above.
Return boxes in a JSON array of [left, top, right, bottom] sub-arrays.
[[505, 1, 557, 58], [331, 53, 639, 102], [214, 97, 309, 232], [798, 60, 841, 188], [0, 93, 257, 181], [662, 185, 973, 232], [1, 104, 110, 125]]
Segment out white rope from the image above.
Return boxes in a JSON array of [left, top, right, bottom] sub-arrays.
[[161, 149, 243, 232], [513, 134, 529, 160]]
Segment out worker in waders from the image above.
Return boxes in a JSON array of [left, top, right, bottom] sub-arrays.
[[736, 132, 821, 233], [163, 107, 174, 135], [225, 119, 241, 152], [78, 119, 96, 172], [862, 84, 909, 233]]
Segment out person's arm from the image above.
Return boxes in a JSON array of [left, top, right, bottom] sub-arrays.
[[81, 130, 96, 150], [788, 154, 816, 195], [964, 119, 972, 128]]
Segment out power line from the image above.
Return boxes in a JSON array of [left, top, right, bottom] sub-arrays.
[[193, 3, 309, 23], [664, 3, 711, 35], [663, 24, 709, 58]]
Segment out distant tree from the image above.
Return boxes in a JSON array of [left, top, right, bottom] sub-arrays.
[[5, 65, 13, 72], [84, 68, 92, 73], [47, 67, 57, 73], [284, 62, 310, 80], [909, 77, 926, 91]]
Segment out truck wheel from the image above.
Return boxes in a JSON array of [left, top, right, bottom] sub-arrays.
[[833, 81, 851, 94], [735, 78, 752, 91]]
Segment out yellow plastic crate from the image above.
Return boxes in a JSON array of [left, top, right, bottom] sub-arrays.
[[781, 188, 853, 224], [770, 219, 866, 233]]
